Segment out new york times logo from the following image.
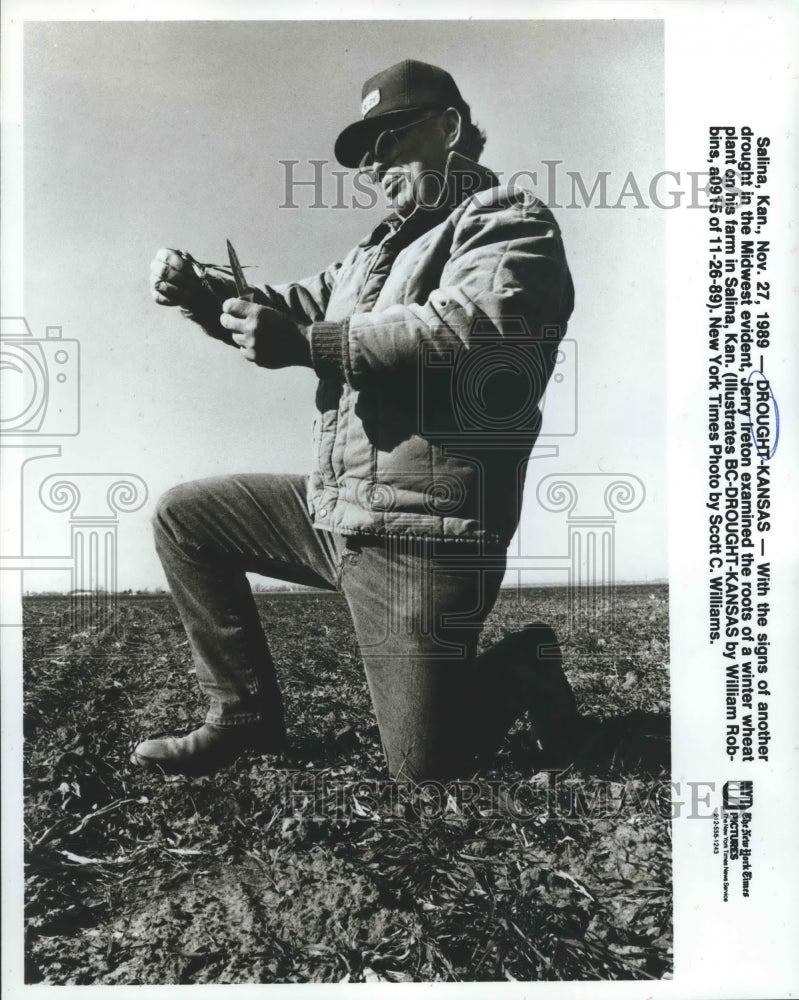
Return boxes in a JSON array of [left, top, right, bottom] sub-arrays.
[[714, 782, 754, 900], [723, 780, 754, 811]]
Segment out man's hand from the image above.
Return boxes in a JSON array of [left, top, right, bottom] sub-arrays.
[[150, 248, 204, 310], [221, 299, 312, 369]]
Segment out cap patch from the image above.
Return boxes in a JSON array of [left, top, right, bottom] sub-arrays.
[[361, 89, 380, 117]]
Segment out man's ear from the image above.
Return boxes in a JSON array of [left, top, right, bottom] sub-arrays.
[[441, 108, 463, 151]]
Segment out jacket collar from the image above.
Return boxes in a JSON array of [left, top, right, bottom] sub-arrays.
[[360, 152, 499, 247], [434, 151, 499, 214]]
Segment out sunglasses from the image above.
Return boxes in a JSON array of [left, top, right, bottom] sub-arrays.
[[357, 110, 443, 180]]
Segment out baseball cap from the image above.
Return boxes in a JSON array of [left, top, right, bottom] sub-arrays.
[[334, 59, 468, 168]]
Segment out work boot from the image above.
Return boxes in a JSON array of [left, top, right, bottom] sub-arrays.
[[519, 623, 585, 765], [131, 722, 286, 776]]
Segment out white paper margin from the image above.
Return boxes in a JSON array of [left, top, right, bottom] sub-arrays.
[[2, 2, 797, 999]]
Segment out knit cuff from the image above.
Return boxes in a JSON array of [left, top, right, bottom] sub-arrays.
[[310, 320, 349, 382]]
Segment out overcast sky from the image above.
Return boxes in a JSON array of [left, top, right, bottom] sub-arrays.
[[19, 18, 665, 589]]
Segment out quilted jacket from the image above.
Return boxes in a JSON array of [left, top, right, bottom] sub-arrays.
[[208, 152, 574, 545]]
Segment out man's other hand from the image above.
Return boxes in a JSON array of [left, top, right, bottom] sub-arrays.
[[150, 248, 204, 309], [221, 299, 311, 369]]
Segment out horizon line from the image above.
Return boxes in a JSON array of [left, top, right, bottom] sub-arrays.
[[22, 579, 670, 596]]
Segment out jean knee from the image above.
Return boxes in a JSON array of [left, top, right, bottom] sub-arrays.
[[151, 481, 203, 543]]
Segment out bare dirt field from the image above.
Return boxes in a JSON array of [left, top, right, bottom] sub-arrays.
[[22, 585, 671, 984]]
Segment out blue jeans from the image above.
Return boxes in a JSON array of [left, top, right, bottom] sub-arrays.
[[153, 474, 543, 782]]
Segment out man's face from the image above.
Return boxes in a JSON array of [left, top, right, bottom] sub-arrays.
[[368, 112, 452, 217]]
